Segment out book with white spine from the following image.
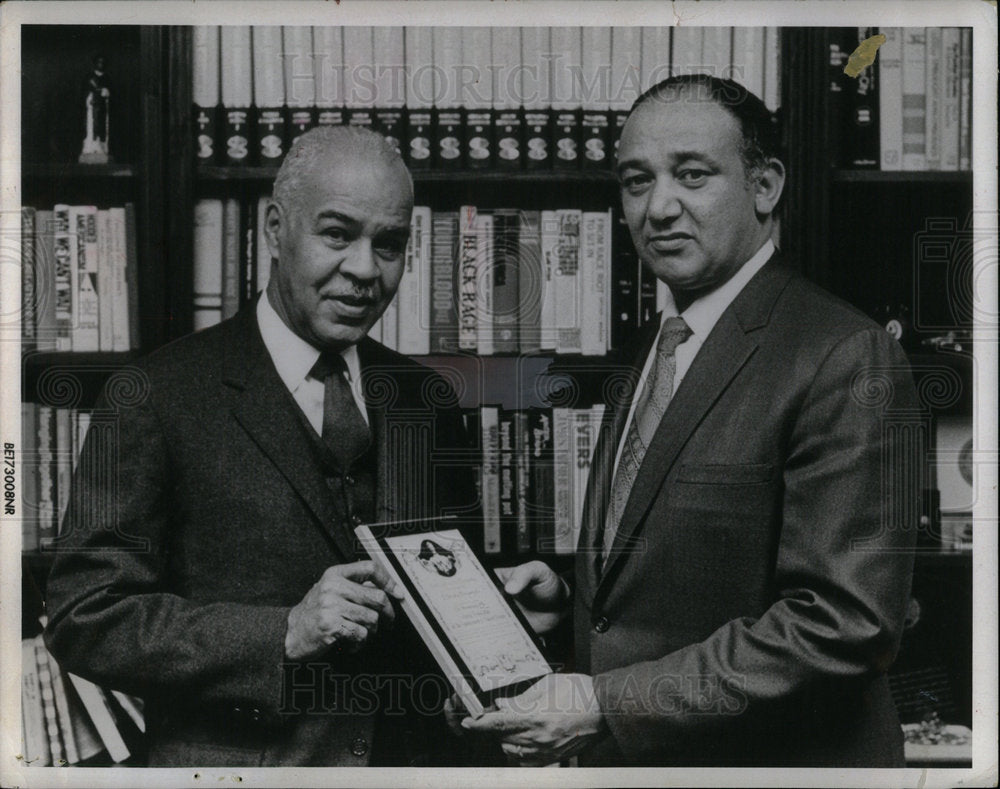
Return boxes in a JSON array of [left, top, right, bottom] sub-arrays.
[[731, 28, 765, 98], [397, 206, 432, 355], [641, 27, 672, 89], [762, 27, 781, 112], [670, 27, 701, 78], [878, 27, 904, 170], [193, 199, 224, 330], [313, 26, 345, 122]]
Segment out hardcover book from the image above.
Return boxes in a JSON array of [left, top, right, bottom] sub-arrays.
[[357, 520, 552, 717]]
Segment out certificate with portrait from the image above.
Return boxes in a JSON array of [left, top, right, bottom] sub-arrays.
[[356, 522, 553, 717]]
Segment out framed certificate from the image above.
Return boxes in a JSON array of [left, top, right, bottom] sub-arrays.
[[356, 521, 553, 718]]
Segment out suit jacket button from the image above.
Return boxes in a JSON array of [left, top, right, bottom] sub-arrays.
[[350, 737, 369, 757], [594, 616, 610, 633], [351, 514, 363, 526], [345, 475, 355, 485]]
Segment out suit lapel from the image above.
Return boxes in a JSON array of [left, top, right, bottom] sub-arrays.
[[598, 258, 793, 592], [577, 320, 659, 599], [225, 308, 358, 561]]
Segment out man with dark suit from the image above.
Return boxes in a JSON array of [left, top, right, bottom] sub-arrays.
[[45, 126, 475, 766], [462, 75, 920, 767]]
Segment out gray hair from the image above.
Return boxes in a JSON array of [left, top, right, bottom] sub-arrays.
[[271, 125, 412, 211]]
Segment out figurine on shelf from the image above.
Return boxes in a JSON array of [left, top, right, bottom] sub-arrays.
[[78, 55, 111, 164]]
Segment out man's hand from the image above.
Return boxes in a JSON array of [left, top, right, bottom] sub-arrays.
[[460, 673, 608, 766], [495, 561, 570, 635], [284, 561, 403, 661]]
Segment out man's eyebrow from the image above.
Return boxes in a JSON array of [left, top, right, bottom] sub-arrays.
[[617, 151, 720, 175], [315, 209, 359, 225]]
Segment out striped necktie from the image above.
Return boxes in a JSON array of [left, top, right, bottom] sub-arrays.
[[602, 316, 691, 563]]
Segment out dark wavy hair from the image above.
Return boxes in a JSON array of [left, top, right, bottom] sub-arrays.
[[626, 73, 783, 180]]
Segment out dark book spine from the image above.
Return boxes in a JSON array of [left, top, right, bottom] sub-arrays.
[[222, 107, 252, 166], [430, 211, 458, 353], [255, 106, 287, 166], [240, 198, 257, 308], [346, 108, 376, 131], [493, 108, 524, 170], [611, 251, 639, 352], [375, 107, 407, 157], [523, 109, 552, 170], [123, 203, 140, 350], [639, 263, 658, 329], [492, 210, 520, 354], [826, 29, 854, 168], [611, 109, 630, 162], [434, 108, 465, 169], [514, 411, 532, 554], [843, 27, 880, 168], [581, 109, 612, 169], [527, 408, 555, 556], [553, 109, 582, 171], [465, 109, 494, 170], [316, 107, 346, 128], [498, 410, 517, 556], [22, 207, 36, 349], [406, 109, 434, 169], [194, 104, 219, 165], [287, 107, 316, 148]]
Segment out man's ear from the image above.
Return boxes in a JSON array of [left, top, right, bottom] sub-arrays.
[[754, 158, 786, 217], [263, 200, 282, 261]]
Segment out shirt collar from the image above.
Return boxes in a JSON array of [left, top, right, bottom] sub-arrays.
[[257, 291, 362, 391], [660, 239, 775, 340]]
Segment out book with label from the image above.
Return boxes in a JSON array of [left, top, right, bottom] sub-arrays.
[[220, 26, 253, 166], [192, 26, 220, 164], [397, 206, 432, 355], [284, 26, 316, 144], [517, 210, 542, 354], [901, 28, 927, 171], [430, 210, 458, 353], [491, 209, 520, 354], [551, 209, 582, 354], [878, 27, 904, 170], [521, 27, 552, 170], [480, 405, 501, 554], [252, 26, 286, 166], [457, 206, 478, 351]]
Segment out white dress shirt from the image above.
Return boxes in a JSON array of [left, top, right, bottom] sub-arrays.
[[256, 291, 369, 435], [612, 240, 775, 476]]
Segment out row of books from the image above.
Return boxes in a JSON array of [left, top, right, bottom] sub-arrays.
[[21, 632, 143, 766], [193, 25, 781, 170], [469, 404, 604, 556], [830, 27, 972, 171], [20, 405, 90, 552], [195, 198, 659, 355], [21, 205, 140, 353]]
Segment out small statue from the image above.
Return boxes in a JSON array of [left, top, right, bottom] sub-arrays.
[[79, 55, 111, 164]]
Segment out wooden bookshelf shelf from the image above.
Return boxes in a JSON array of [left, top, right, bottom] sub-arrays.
[[23, 163, 138, 180], [831, 169, 973, 184], [196, 165, 619, 185], [22, 351, 140, 370]]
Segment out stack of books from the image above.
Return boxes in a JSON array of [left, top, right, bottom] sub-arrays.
[[192, 26, 782, 170], [469, 404, 604, 556], [20, 405, 90, 552], [828, 27, 972, 171], [21, 632, 144, 766], [21, 205, 140, 353]]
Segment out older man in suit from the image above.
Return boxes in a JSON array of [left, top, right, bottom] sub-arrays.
[[45, 126, 475, 766], [462, 75, 920, 767]]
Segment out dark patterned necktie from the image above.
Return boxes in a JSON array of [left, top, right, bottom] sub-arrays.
[[309, 352, 371, 469], [602, 316, 692, 562]]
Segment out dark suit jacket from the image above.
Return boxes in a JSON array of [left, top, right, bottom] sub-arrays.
[[44, 303, 477, 767], [574, 256, 920, 766]]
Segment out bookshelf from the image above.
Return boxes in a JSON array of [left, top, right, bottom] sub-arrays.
[[19, 23, 976, 767]]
